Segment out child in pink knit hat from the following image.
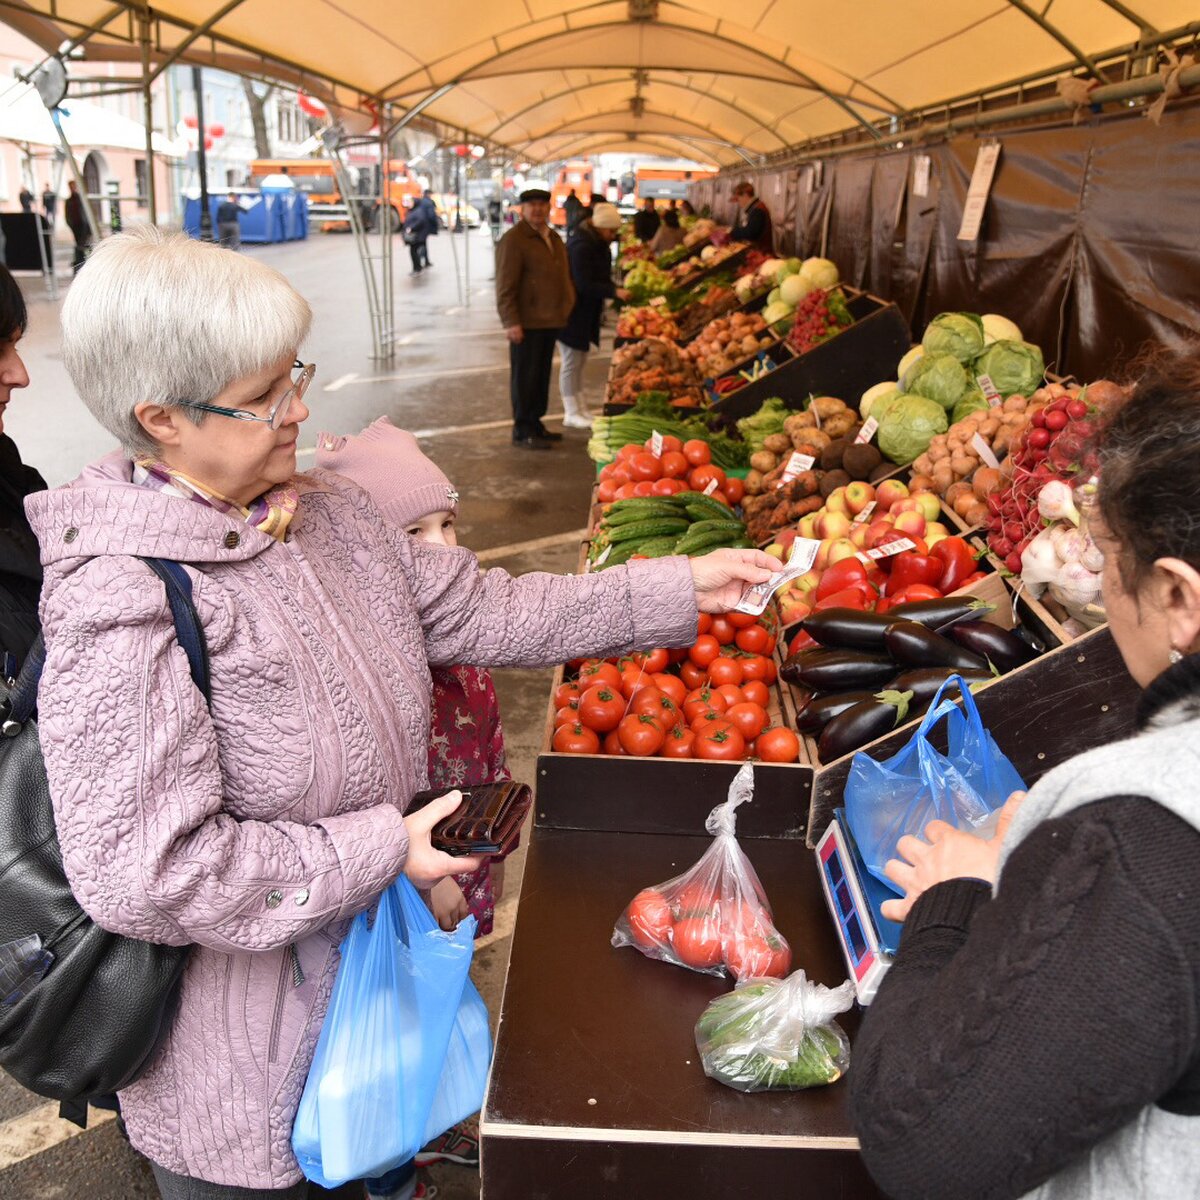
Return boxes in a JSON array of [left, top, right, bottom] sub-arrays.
[[316, 417, 508, 1185]]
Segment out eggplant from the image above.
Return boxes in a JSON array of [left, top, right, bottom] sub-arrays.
[[800, 608, 897, 652], [888, 595, 995, 630], [946, 621, 1038, 672], [888, 667, 994, 708], [817, 690, 913, 763], [884, 621, 989, 672], [796, 690, 877, 736], [782, 648, 899, 693]]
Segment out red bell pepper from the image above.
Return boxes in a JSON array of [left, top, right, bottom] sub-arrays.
[[815, 557, 869, 602], [889, 583, 943, 605], [814, 584, 873, 612], [872, 531, 930, 568], [931, 536, 978, 595], [885, 551, 944, 595], [787, 628, 819, 656], [954, 570, 989, 592]]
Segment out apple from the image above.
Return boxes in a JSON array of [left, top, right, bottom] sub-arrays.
[[924, 529, 948, 549], [797, 514, 819, 540], [893, 510, 928, 538], [865, 518, 895, 549], [824, 487, 850, 516], [844, 481, 876, 515], [814, 539, 835, 571], [923, 521, 950, 540], [766, 542, 786, 561], [827, 538, 860, 566], [876, 479, 910, 512], [778, 595, 812, 627], [794, 568, 822, 595], [912, 492, 942, 523], [777, 527, 799, 554], [816, 510, 852, 540], [849, 525, 871, 549]]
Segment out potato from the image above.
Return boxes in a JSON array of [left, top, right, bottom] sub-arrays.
[[913, 453, 934, 477], [929, 443, 951, 463], [979, 416, 1001, 438], [812, 396, 848, 418], [797, 428, 832, 453], [744, 469, 764, 495], [932, 463, 955, 494], [950, 453, 977, 477], [763, 432, 792, 455], [945, 480, 974, 508], [1003, 395, 1027, 413], [822, 412, 857, 439], [784, 411, 817, 434], [750, 450, 778, 473]]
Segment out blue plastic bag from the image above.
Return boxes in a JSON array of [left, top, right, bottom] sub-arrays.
[[292, 877, 491, 1187], [844, 675, 1025, 888]]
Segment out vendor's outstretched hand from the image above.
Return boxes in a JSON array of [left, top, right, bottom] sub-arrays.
[[402, 790, 483, 889], [880, 791, 1026, 924], [689, 548, 779, 613]]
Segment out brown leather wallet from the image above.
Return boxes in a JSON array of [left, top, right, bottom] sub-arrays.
[[407, 780, 532, 857]]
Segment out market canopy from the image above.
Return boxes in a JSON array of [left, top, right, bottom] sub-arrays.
[[3, 0, 1195, 164]]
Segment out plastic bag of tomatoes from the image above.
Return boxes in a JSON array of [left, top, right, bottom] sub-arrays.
[[611, 764, 791, 981]]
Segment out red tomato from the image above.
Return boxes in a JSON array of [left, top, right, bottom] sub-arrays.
[[741, 655, 776, 685], [632, 481, 656, 497], [690, 708, 728, 731], [725, 611, 760, 630], [682, 439, 711, 466], [596, 479, 619, 503], [599, 463, 617, 481], [707, 656, 744, 687], [954, 570, 989, 591], [688, 464, 727, 493], [741, 679, 770, 708], [660, 726, 696, 759], [607, 466, 631, 487], [768, 938, 792, 977], [724, 934, 775, 981], [693, 723, 746, 761], [708, 490, 730, 507], [756, 726, 800, 763], [659, 450, 689, 479], [708, 616, 736, 645], [578, 660, 621, 689], [726, 701, 769, 741], [552, 722, 600, 754], [723, 477, 745, 504], [655, 433, 684, 454], [625, 888, 673, 950], [651, 478, 680, 497], [679, 660, 707, 690], [652, 673, 688, 707], [617, 713, 665, 756], [735, 624, 770, 654], [674, 880, 717, 919], [617, 443, 640, 461], [683, 687, 726, 724], [554, 681, 581, 708], [554, 704, 578, 726], [577, 684, 625, 732], [672, 918, 723, 969], [689, 635, 720, 668], [628, 452, 663, 482], [696, 613, 712, 636], [713, 683, 745, 710], [636, 647, 670, 674], [614, 482, 638, 500], [602, 729, 625, 756], [632, 687, 682, 733]]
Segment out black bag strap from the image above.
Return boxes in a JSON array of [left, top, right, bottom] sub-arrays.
[[4, 558, 210, 727]]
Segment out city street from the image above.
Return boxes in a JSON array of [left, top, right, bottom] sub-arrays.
[[0, 223, 608, 1199]]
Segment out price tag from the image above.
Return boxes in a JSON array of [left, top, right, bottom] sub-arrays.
[[851, 500, 877, 526], [650, 430, 664, 458], [913, 154, 931, 198], [957, 141, 1002, 242], [648, 295, 668, 308], [976, 374, 1002, 406], [854, 416, 879, 445], [733, 538, 821, 616], [775, 451, 815, 488], [591, 544, 613, 570], [971, 432, 1001, 470], [856, 537, 916, 565], [809, 398, 822, 429], [702, 478, 720, 496]]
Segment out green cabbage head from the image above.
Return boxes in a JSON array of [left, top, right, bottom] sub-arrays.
[[922, 312, 985, 364], [972, 339, 1045, 398], [877, 394, 949, 465], [905, 352, 969, 411]]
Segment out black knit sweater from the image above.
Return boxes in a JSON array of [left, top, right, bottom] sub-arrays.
[[848, 657, 1200, 1200]]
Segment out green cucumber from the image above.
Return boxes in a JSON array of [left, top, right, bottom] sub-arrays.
[[631, 536, 684, 558], [602, 502, 688, 527], [608, 518, 690, 545], [674, 529, 744, 556], [683, 519, 746, 537]]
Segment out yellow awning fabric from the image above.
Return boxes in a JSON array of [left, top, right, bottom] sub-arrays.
[[5, 1, 1195, 164]]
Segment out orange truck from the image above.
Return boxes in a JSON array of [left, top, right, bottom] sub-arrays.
[[550, 160, 595, 227], [248, 158, 424, 231], [634, 165, 717, 204]]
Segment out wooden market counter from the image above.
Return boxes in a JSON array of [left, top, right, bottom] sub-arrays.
[[480, 764, 884, 1198]]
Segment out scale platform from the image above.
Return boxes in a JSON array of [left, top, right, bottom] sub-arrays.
[[815, 809, 904, 1006]]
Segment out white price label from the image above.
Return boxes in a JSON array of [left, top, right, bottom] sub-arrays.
[[809, 399, 822, 429], [913, 154, 931, 198], [775, 451, 815, 488], [650, 430, 664, 458], [648, 295, 668, 308], [971, 432, 1001, 470], [851, 500, 877, 526], [591, 543, 613, 570], [957, 141, 1002, 242], [854, 417, 879, 445], [976, 374, 1002, 406], [856, 537, 916, 565], [702, 478, 720, 496], [733, 538, 821, 616]]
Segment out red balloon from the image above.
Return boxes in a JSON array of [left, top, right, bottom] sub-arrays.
[[208, 123, 225, 139], [203, 136, 214, 150], [451, 143, 470, 157], [183, 114, 198, 129]]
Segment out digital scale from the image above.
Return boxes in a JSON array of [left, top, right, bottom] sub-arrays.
[[815, 809, 904, 1005]]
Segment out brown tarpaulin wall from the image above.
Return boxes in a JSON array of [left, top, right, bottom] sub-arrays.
[[695, 105, 1200, 380]]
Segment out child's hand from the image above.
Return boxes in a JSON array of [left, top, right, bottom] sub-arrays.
[[491, 860, 506, 904], [430, 877, 469, 931]]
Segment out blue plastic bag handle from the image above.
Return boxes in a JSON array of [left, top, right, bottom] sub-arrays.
[[911, 673, 983, 743]]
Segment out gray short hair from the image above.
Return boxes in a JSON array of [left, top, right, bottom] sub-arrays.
[[61, 226, 312, 456]]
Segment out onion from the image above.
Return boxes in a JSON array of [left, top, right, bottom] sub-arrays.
[[1038, 480, 1081, 526]]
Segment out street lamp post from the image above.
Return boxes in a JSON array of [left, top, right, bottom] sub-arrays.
[[191, 66, 212, 241]]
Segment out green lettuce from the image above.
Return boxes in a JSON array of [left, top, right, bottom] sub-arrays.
[[905, 352, 969, 411], [877, 394, 949, 465], [972, 339, 1045, 398], [922, 312, 985, 364]]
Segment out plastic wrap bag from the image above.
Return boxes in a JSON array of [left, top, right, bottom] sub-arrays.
[[292, 877, 488, 1187], [611, 764, 791, 981], [844, 674, 1025, 887], [695, 971, 854, 1092]]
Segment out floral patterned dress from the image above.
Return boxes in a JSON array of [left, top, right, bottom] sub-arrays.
[[427, 664, 513, 936]]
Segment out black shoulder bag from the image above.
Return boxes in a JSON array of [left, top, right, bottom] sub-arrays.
[[0, 559, 209, 1119]]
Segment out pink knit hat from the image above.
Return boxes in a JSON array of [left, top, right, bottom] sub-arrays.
[[315, 416, 459, 528]]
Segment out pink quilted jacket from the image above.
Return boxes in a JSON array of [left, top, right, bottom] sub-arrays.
[[25, 453, 697, 1189]]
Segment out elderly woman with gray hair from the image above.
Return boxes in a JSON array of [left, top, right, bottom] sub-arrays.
[[26, 227, 776, 1199]]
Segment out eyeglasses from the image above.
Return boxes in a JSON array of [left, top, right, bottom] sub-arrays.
[[177, 360, 315, 431]]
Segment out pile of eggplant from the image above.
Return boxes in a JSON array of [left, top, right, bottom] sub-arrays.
[[781, 596, 1039, 763]]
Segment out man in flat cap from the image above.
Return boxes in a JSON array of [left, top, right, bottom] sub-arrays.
[[495, 186, 575, 449]]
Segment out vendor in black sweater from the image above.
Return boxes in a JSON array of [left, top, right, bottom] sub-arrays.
[[850, 354, 1200, 1200]]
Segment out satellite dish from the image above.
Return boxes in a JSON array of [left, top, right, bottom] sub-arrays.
[[31, 58, 67, 110]]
